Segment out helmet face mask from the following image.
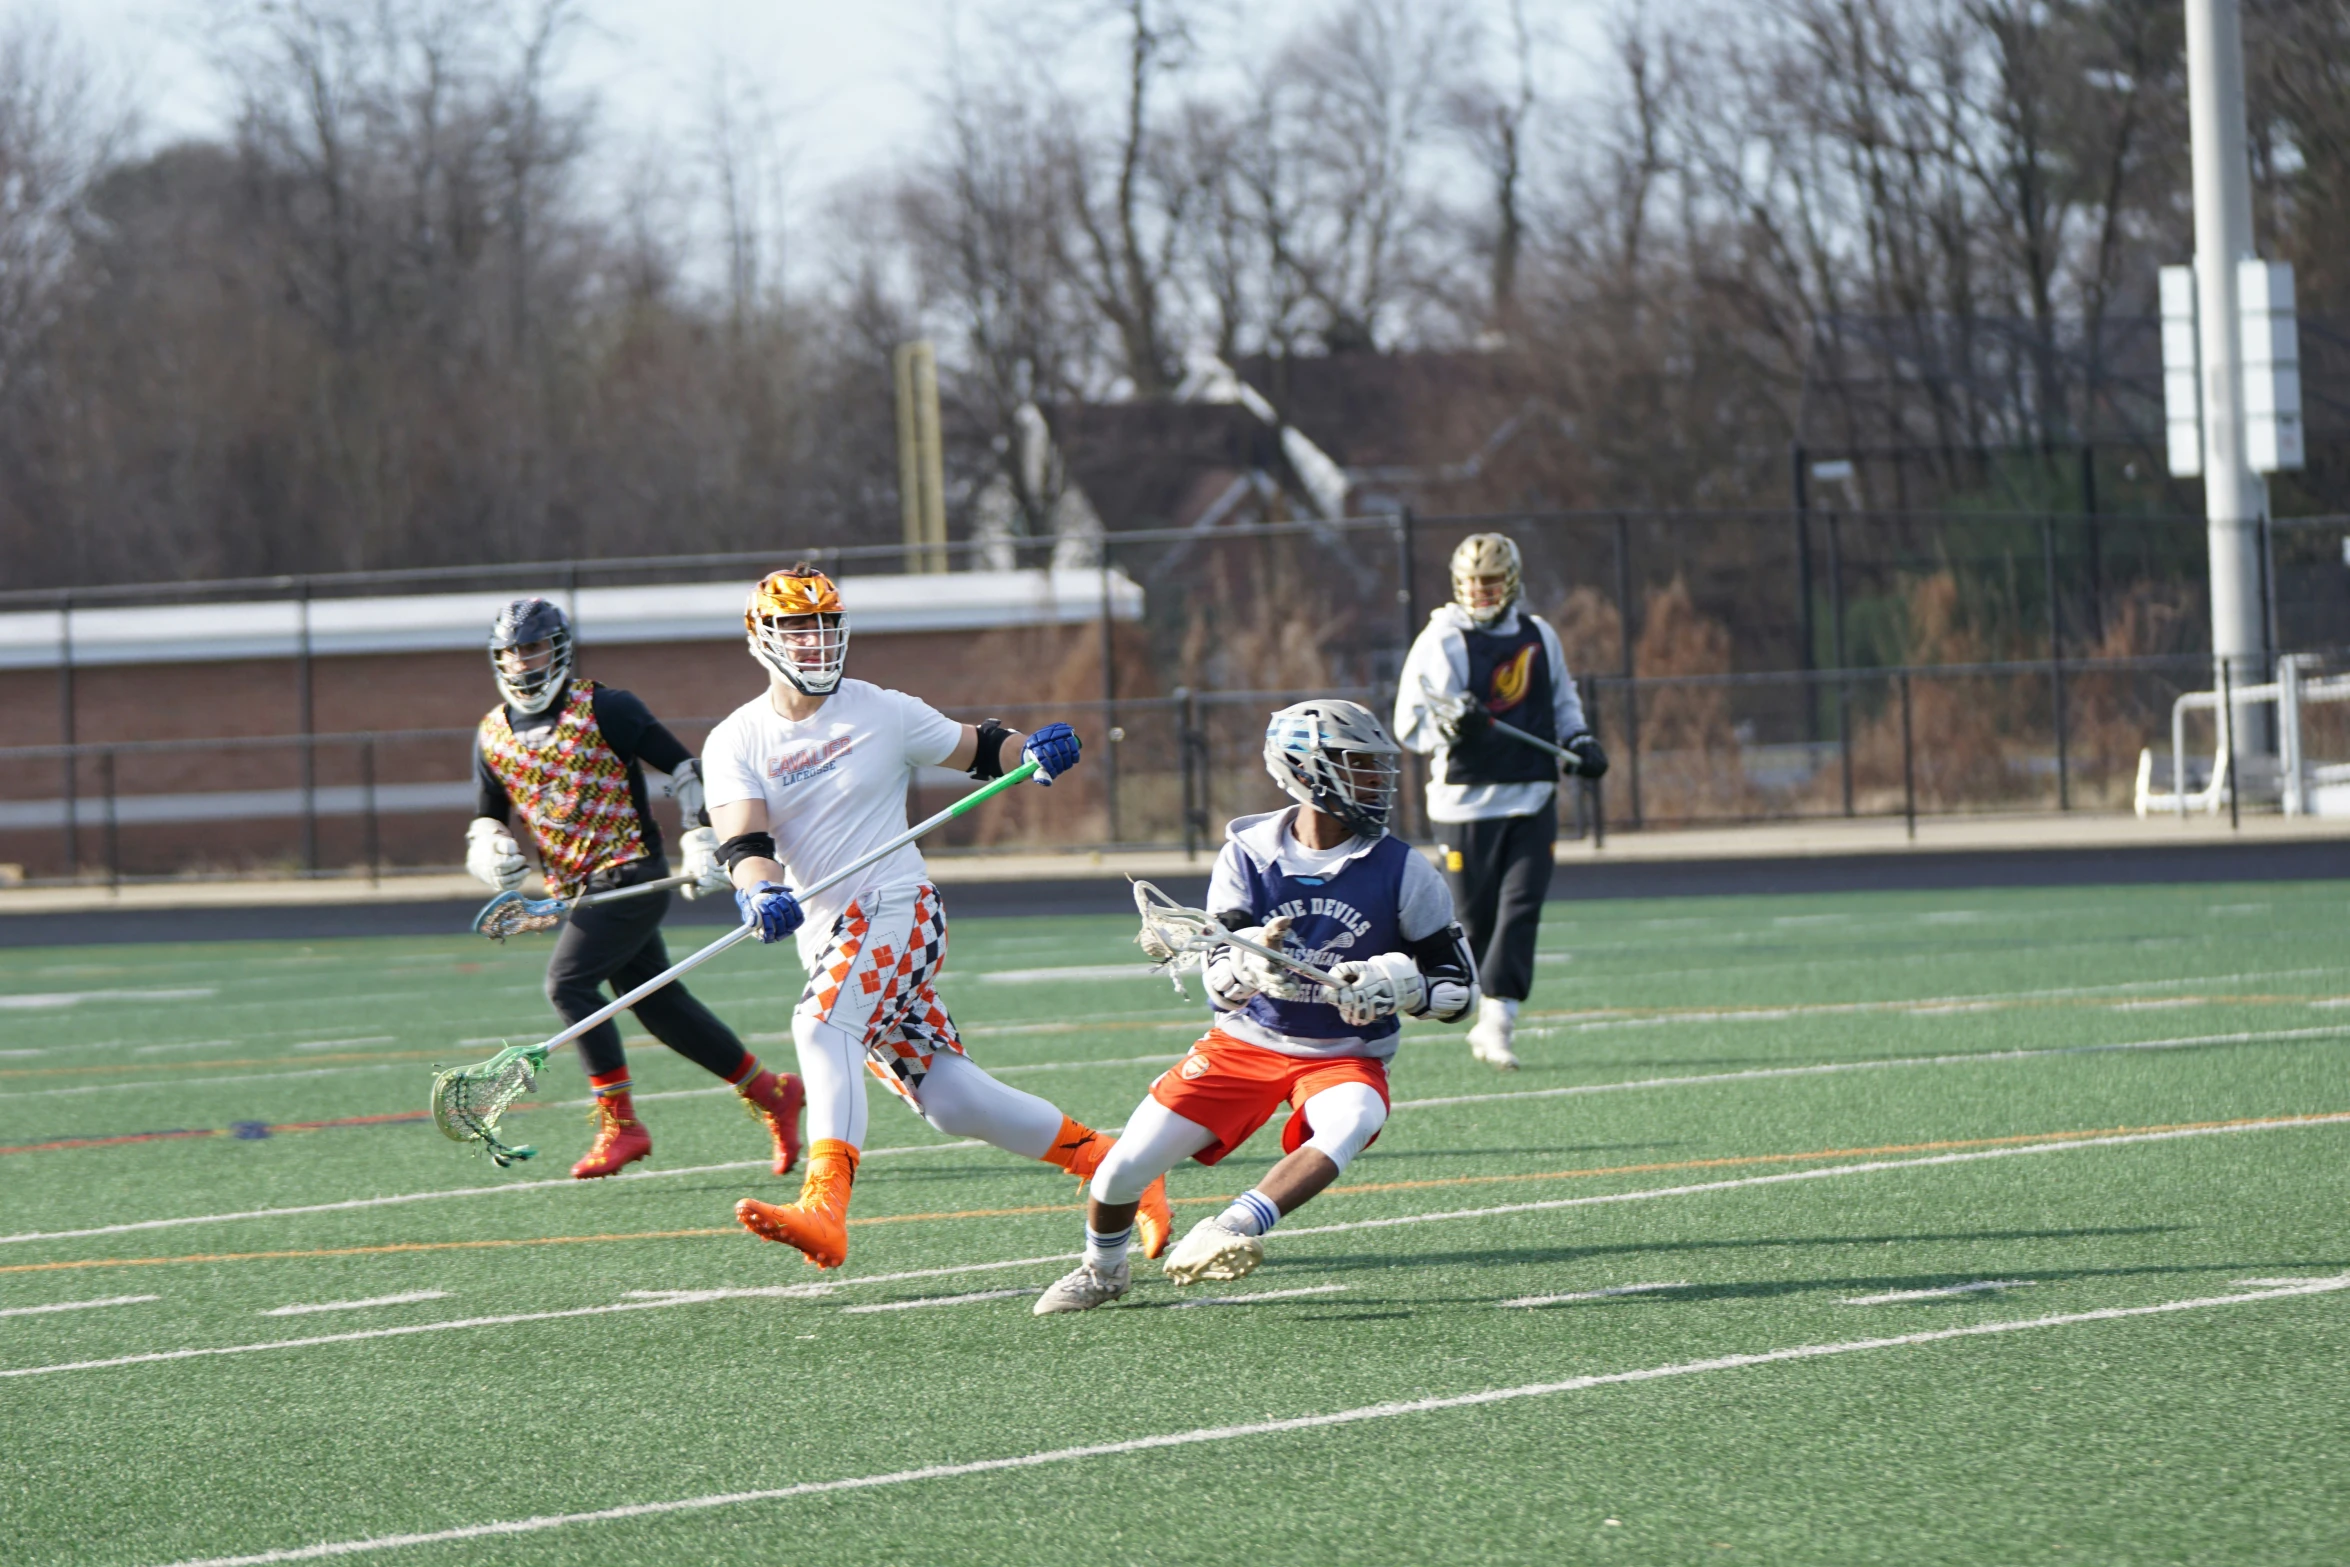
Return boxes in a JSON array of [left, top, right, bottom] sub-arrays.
[[488, 598, 574, 714], [1263, 699, 1402, 840], [747, 565, 850, 695], [1449, 533, 1523, 628]]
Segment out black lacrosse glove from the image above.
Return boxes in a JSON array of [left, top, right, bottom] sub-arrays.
[[1564, 732, 1610, 780], [1444, 703, 1493, 746]]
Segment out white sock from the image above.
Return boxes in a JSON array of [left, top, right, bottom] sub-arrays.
[[1085, 1224, 1132, 1271], [1219, 1189, 1281, 1237]]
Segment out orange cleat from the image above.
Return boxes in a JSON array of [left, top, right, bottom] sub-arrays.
[[737, 1069, 806, 1175], [1134, 1174, 1173, 1260], [1042, 1115, 1112, 1181], [735, 1138, 859, 1268], [572, 1093, 651, 1179]]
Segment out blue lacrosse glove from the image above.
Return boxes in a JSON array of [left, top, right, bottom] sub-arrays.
[[737, 880, 805, 943], [1023, 721, 1082, 786]]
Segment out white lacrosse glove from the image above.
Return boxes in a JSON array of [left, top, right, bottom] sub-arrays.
[[1328, 951, 1428, 1027], [1206, 915, 1317, 1007], [677, 826, 730, 900], [667, 759, 708, 826], [464, 817, 529, 891]]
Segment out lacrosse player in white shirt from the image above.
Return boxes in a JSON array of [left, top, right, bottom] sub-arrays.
[[699, 563, 1170, 1270]]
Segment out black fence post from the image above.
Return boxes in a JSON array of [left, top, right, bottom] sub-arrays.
[[2220, 659, 2240, 831], [361, 736, 380, 887], [1098, 558, 1121, 846], [2043, 517, 2070, 810], [101, 748, 119, 891], [1828, 512, 1852, 817], [1900, 670, 1917, 841], [1176, 686, 1202, 860], [1584, 674, 1606, 849], [298, 578, 317, 875], [1793, 450, 1816, 743], [1615, 513, 1642, 828], [1395, 507, 1418, 653], [59, 590, 77, 878], [2079, 445, 2105, 645]]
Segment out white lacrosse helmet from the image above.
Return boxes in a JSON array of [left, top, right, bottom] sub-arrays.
[[1449, 533, 1522, 627], [746, 563, 849, 694], [1263, 699, 1401, 840]]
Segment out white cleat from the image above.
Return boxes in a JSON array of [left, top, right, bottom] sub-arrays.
[[1162, 1217, 1265, 1286], [1032, 1260, 1131, 1315], [1467, 996, 1521, 1071]]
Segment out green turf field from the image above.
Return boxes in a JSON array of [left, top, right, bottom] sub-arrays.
[[5, 879, 2350, 1565]]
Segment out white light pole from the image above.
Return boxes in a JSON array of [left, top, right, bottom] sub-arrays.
[[2184, 0, 2268, 741]]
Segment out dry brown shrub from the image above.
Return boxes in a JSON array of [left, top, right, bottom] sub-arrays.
[[2063, 581, 2205, 805], [1627, 575, 1749, 816], [1845, 572, 2035, 810], [1549, 586, 1622, 678]]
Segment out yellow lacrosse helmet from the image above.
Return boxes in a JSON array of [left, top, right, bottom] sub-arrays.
[[746, 563, 849, 694]]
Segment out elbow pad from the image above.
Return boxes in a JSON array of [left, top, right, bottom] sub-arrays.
[[968, 718, 1012, 780], [717, 831, 777, 872], [1404, 922, 1480, 1024]]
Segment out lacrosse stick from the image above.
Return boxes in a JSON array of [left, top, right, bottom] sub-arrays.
[[1130, 879, 1341, 1001], [471, 873, 696, 943], [1421, 684, 1575, 764], [432, 760, 1043, 1165]]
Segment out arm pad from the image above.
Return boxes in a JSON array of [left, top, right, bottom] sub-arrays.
[[717, 831, 777, 872], [1403, 922, 1480, 1022], [968, 718, 1013, 780]]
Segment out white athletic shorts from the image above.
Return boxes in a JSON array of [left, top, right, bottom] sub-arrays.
[[795, 879, 964, 1107]]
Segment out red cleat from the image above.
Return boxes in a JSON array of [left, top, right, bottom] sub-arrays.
[[737, 1069, 806, 1176], [571, 1093, 651, 1179]]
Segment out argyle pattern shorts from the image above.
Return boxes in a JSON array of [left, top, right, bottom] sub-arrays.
[[795, 880, 963, 1107]]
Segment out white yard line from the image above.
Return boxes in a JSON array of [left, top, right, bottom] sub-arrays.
[[14, 1113, 2349, 1385], [147, 1274, 2350, 1567], [0, 1294, 159, 1318], [0, 1063, 420, 1101], [1389, 1025, 2350, 1112], [1273, 1113, 2350, 1242], [840, 1288, 1042, 1314], [594, 1054, 1188, 1109], [261, 1292, 452, 1317], [1500, 1282, 1693, 1309], [291, 1038, 397, 1051], [16, 1023, 2343, 1245], [977, 964, 1160, 984], [0, 988, 215, 1010], [0, 1141, 989, 1246], [1840, 1280, 2034, 1305], [1164, 1284, 1351, 1309]]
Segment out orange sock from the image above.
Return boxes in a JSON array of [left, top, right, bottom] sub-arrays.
[[1039, 1115, 1111, 1181]]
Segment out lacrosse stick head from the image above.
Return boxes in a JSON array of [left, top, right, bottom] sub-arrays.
[[1132, 879, 1220, 996], [472, 891, 563, 943], [430, 1044, 549, 1167]]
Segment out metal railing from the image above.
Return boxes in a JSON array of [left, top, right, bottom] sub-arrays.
[[0, 649, 2288, 887]]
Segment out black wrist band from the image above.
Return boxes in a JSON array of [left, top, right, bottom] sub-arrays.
[[716, 831, 777, 871], [968, 718, 1012, 780]]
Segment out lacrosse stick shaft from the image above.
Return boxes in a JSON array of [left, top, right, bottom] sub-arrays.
[[1218, 928, 1339, 987], [518, 762, 1043, 1057], [1420, 678, 1576, 764], [571, 872, 694, 910]]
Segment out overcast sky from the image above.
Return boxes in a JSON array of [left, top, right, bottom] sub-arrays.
[[13, 0, 1601, 292]]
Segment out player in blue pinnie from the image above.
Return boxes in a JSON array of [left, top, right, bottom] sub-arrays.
[[1033, 699, 1481, 1313]]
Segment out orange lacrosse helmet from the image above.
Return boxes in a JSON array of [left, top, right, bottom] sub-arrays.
[[746, 562, 849, 694]]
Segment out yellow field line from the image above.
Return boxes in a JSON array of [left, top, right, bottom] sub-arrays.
[[8, 1110, 2337, 1279]]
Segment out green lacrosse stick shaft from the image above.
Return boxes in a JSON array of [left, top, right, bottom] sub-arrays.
[[515, 760, 1043, 1059]]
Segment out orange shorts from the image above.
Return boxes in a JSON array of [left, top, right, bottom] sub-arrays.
[[1149, 1028, 1391, 1166]]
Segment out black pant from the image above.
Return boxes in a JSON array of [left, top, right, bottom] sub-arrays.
[[545, 860, 749, 1081], [1438, 798, 1556, 1003]]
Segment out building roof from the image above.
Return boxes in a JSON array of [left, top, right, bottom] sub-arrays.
[[0, 568, 1142, 670]]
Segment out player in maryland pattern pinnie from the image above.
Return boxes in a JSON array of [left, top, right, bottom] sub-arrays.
[[466, 597, 804, 1179]]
